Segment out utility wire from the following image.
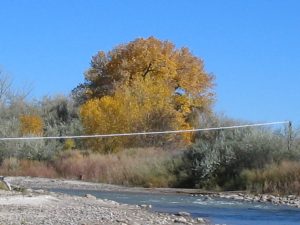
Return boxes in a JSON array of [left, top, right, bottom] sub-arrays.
[[0, 121, 290, 141]]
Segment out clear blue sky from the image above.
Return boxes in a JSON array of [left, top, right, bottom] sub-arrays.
[[0, 0, 299, 125]]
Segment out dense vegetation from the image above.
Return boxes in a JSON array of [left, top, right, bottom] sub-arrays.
[[76, 37, 214, 151], [0, 37, 299, 195]]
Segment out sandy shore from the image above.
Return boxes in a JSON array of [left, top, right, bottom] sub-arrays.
[[0, 177, 209, 225]]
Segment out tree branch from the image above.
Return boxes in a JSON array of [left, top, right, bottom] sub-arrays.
[[142, 62, 153, 78]]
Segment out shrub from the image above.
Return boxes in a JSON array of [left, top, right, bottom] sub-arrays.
[[0, 158, 57, 178], [63, 139, 76, 150], [242, 161, 300, 195], [19, 114, 44, 136], [177, 124, 293, 190], [54, 148, 177, 187]]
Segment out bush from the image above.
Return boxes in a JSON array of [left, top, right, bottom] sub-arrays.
[[176, 124, 295, 190], [0, 158, 57, 177], [54, 148, 178, 187], [242, 161, 300, 195]]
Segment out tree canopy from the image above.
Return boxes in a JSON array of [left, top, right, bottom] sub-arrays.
[[19, 114, 44, 136], [76, 37, 214, 152]]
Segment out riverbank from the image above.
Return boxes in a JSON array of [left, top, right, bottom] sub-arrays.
[[210, 192, 300, 208], [3, 176, 300, 225], [6, 176, 300, 209], [1, 177, 208, 225]]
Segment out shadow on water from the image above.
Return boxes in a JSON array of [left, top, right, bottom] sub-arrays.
[[49, 188, 300, 225]]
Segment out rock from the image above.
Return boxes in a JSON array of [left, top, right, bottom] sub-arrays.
[[174, 216, 188, 224], [253, 196, 260, 202], [288, 195, 296, 200], [139, 204, 152, 209], [35, 189, 46, 194], [202, 196, 212, 201], [116, 219, 128, 224], [84, 194, 97, 200], [26, 188, 33, 193], [260, 195, 267, 202], [176, 212, 191, 217], [131, 222, 140, 225], [197, 217, 206, 223], [0, 177, 12, 191], [2, 176, 211, 225]]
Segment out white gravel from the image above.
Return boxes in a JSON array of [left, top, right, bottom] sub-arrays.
[[0, 177, 209, 225]]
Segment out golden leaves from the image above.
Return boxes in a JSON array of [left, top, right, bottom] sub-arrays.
[[19, 115, 44, 136], [79, 37, 215, 151], [83, 37, 214, 104], [80, 78, 191, 152]]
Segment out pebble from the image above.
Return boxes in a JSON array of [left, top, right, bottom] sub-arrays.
[[139, 204, 152, 209], [174, 216, 188, 224], [215, 193, 300, 208], [84, 194, 97, 200], [176, 212, 191, 217], [197, 218, 206, 223], [0, 189, 207, 225]]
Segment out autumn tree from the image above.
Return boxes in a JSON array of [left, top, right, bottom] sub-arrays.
[[77, 37, 214, 152], [19, 114, 44, 136]]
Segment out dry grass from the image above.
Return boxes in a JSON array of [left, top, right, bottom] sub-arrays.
[[0, 157, 57, 178], [0, 148, 178, 188], [54, 148, 177, 187], [242, 161, 300, 195]]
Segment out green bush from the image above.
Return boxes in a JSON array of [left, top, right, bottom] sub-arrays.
[[176, 123, 297, 190]]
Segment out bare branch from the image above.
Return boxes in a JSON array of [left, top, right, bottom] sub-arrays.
[[0, 70, 13, 101]]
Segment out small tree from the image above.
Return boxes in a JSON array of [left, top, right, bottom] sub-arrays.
[[19, 114, 44, 136]]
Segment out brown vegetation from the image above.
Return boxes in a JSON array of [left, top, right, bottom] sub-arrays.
[[0, 158, 57, 178], [0, 148, 178, 188], [242, 161, 300, 195]]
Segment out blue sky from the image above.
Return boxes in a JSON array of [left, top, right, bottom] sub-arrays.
[[0, 0, 299, 125]]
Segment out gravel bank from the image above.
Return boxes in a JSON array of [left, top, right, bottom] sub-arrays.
[[212, 192, 300, 208], [0, 177, 209, 225], [7, 176, 300, 208]]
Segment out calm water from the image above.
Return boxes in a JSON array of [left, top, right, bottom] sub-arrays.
[[50, 188, 300, 225]]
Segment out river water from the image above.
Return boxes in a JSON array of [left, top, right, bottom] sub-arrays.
[[50, 188, 300, 225]]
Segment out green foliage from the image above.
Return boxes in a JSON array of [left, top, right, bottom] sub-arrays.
[[1, 63, 300, 195], [176, 118, 295, 190], [63, 139, 76, 150], [0, 94, 82, 162]]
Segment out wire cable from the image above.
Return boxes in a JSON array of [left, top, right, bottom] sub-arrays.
[[0, 121, 290, 141]]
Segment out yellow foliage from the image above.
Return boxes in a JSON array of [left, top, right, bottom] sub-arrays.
[[83, 37, 214, 107], [19, 114, 44, 136], [79, 37, 215, 151], [80, 77, 192, 152], [63, 139, 76, 150]]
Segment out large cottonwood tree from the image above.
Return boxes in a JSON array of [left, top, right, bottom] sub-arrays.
[[76, 37, 214, 152]]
